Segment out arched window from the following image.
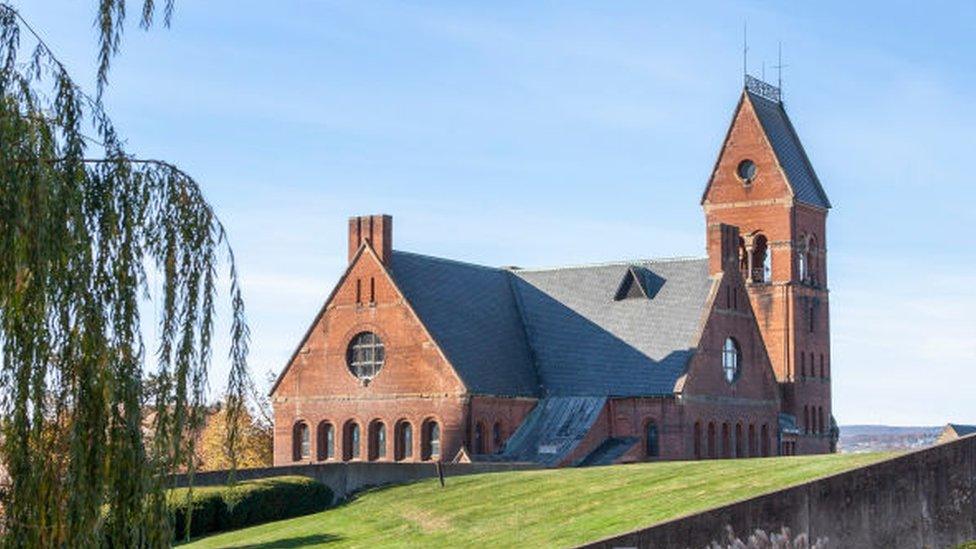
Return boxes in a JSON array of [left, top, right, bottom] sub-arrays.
[[368, 420, 386, 461], [722, 338, 741, 383], [797, 241, 808, 283], [421, 419, 440, 461], [804, 406, 810, 434], [343, 421, 361, 461], [492, 422, 503, 452], [819, 354, 825, 378], [721, 423, 731, 458], [693, 421, 702, 460], [346, 331, 385, 381], [735, 423, 744, 458], [738, 237, 749, 281], [806, 236, 818, 285], [474, 422, 486, 455], [753, 234, 770, 283], [707, 422, 716, 459], [800, 352, 806, 378], [317, 421, 335, 461], [395, 421, 413, 461], [819, 407, 825, 434], [645, 420, 659, 458], [761, 424, 770, 457], [293, 422, 310, 461], [748, 424, 756, 458]]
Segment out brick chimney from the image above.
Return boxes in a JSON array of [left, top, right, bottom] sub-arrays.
[[348, 214, 392, 264], [708, 222, 741, 276]]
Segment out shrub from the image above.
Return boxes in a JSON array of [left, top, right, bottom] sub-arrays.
[[169, 476, 333, 540]]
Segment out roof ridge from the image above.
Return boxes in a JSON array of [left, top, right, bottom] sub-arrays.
[[512, 256, 707, 273], [392, 249, 500, 272]]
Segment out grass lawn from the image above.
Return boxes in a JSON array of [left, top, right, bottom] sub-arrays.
[[183, 452, 892, 548]]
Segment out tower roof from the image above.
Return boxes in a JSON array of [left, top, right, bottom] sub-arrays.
[[743, 77, 831, 209]]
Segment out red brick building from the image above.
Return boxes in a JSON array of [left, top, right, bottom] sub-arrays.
[[270, 77, 835, 466]]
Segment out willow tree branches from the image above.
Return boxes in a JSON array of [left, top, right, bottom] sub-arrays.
[[0, 2, 249, 547]]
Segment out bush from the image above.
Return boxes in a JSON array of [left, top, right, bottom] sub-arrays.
[[169, 476, 333, 540]]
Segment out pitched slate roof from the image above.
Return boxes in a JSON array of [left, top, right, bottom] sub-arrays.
[[389, 251, 540, 397], [746, 90, 831, 209], [511, 258, 715, 396], [390, 251, 715, 398]]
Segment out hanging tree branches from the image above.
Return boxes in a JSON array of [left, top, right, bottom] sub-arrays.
[[0, 2, 249, 546]]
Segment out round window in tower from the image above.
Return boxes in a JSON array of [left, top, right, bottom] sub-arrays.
[[346, 331, 385, 381], [736, 159, 757, 184]]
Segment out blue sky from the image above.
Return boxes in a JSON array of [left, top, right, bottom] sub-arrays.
[[23, 1, 976, 425]]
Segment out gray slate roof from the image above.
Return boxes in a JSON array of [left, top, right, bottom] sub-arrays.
[[747, 91, 831, 209], [389, 251, 540, 396], [512, 259, 714, 396], [390, 252, 715, 398]]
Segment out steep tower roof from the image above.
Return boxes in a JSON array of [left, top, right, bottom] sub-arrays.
[[703, 76, 831, 209]]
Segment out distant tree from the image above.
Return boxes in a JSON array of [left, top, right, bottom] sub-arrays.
[[0, 2, 251, 547], [197, 402, 272, 472]]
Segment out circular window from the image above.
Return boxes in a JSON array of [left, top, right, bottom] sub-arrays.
[[736, 159, 757, 184], [346, 331, 385, 381], [722, 337, 741, 383]]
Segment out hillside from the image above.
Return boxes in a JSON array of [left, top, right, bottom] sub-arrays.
[[182, 452, 891, 548]]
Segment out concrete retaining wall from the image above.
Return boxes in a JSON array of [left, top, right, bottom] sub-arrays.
[[172, 461, 537, 502], [583, 434, 976, 548]]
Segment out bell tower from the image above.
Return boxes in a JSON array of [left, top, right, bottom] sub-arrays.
[[702, 76, 834, 455]]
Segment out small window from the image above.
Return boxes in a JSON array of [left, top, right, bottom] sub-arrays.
[[474, 422, 486, 454], [343, 421, 361, 461], [293, 422, 310, 461], [422, 420, 440, 461], [722, 337, 741, 383], [369, 277, 376, 303], [355, 279, 362, 304], [693, 421, 702, 460], [809, 305, 816, 333], [800, 353, 806, 378], [492, 422, 503, 451], [317, 421, 335, 460], [369, 421, 386, 461], [395, 421, 413, 461], [737, 159, 757, 183], [645, 421, 659, 457], [346, 332, 385, 381]]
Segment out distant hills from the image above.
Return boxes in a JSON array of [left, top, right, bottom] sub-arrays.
[[838, 425, 941, 453]]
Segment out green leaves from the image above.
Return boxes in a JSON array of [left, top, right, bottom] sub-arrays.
[[0, 3, 249, 547]]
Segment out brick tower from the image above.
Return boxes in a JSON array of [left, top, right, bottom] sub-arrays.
[[701, 76, 834, 454]]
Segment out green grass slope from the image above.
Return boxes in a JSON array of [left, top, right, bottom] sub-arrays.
[[183, 452, 891, 548]]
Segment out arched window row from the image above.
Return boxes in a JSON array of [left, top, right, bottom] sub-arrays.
[[469, 419, 511, 456], [293, 417, 442, 463], [692, 419, 773, 460]]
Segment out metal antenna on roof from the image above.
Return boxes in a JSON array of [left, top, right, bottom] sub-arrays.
[[742, 22, 749, 85], [772, 41, 788, 100]]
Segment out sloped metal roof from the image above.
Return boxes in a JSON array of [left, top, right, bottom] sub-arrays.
[[497, 396, 606, 467], [747, 91, 831, 209]]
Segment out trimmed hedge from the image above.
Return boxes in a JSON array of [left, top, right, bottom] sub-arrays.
[[169, 476, 333, 540]]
